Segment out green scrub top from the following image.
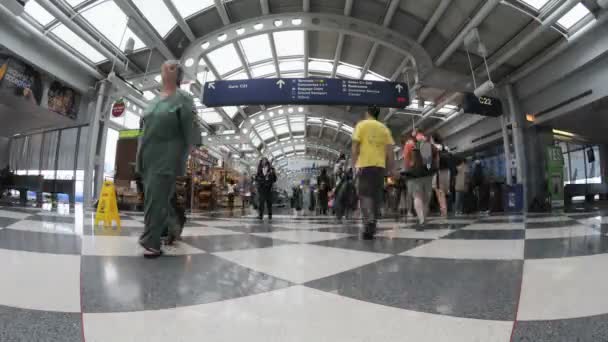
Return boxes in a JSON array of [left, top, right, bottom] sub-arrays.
[[137, 89, 194, 177]]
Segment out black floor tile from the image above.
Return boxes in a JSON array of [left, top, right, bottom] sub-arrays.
[[182, 234, 293, 252], [312, 236, 431, 255], [524, 235, 608, 259], [444, 229, 525, 240], [512, 314, 608, 342]]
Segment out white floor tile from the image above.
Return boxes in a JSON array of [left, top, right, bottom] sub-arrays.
[[274, 222, 336, 230], [525, 225, 600, 239], [181, 226, 243, 237], [464, 223, 524, 231], [0, 249, 80, 312], [580, 216, 608, 225], [84, 286, 512, 342], [525, 216, 572, 223], [402, 239, 524, 260], [214, 244, 389, 284], [252, 230, 352, 243], [428, 218, 477, 225], [6, 220, 79, 235], [378, 228, 453, 240], [0, 209, 32, 220], [82, 236, 204, 256], [199, 220, 253, 228], [518, 253, 608, 320]]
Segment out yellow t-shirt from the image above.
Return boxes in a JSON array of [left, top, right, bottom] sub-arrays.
[[352, 119, 395, 168]]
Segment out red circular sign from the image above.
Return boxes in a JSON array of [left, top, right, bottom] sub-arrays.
[[112, 101, 125, 117]]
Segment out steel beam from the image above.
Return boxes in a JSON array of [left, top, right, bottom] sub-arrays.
[[434, 0, 501, 66], [417, 0, 452, 44], [114, 0, 176, 60], [268, 34, 281, 78], [318, 117, 326, 139], [215, 0, 231, 25], [163, 0, 196, 42], [260, 0, 270, 15], [233, 43, 253, 79]]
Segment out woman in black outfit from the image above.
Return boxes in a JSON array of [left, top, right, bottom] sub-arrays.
[[317, 168, 331, 215], [255, 158, 277, 220]]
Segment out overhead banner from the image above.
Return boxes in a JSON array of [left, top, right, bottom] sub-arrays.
[[0, 52, 80, 119], [463, 93, 503, 117], [0, 55, 43, 105], [203, 78, 409, 108], [47, 81, 80, 119]]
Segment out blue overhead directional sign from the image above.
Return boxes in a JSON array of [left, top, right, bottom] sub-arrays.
[[202, 78, 409, 108]]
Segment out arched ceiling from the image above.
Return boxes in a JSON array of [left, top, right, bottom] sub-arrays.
[[19, 0, 600, 167]]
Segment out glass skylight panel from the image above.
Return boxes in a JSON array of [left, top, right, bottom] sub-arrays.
[[257, 123, 271, 131], [51, 25, 106, 63], [437, 107, 453, 114], [275, 125, 289, 135], [295, 145, 305, 151], [252, 63, 277, 78], [81, 1, 145, 51], [207, 44, 243, 75], [251, 136, 261, 147], [132, 0, 176, 37], [226, 71, 249, 80], [308, 117, 323, 124], [519, 0, 550, 10], [280, 60, 305, 72], [171, 0, 214, 18], [309, 60, 333, 73], [325, 119, 339, 127], [272, 150, 282, 157], [143, 91, 156, 100], [274, 118, 287, 126], [557, 3, 591, 29], [199, 109, 223, 124], [342, 125, 354, 133], [282, 72, 304, 78], [259, 129, 274, 140], [337, 63, 362, 79], [24, 1, 54, 26], [66, 0, 87, 7], [240, 35, 273, 64], [290, 116, 305, 123], [197, 71, 216, 84], [273, 31, 305, 57], [291, 123, 305, 131], [223, 106, 239, 118]]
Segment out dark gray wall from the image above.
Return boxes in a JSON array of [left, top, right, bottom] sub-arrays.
[[0, 136, 9, 167]]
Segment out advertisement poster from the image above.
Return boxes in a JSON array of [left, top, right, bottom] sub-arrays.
[[47, 80, 80, 119], [0, 54, 43, 105], [546, 145, 565, 207]]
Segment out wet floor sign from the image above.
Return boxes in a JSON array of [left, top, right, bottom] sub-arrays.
[[95, 181, 121, 228]]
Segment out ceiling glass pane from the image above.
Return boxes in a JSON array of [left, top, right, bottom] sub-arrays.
[[51, 24, 106, 63], [197, 71, 216, 83], [81, 1, 145, 51], [240, 35, 272, 64], [226, 71, 249, 80], [275, 125, 289, 135], [251, 63, 276, 77], [257, 123, 271, 131], [280, 60, 304, 72], [24, 1, 54, 26], [364, 72, 385, 81], [259, 129, 274, 140], [557, 3, 591, 29], [309, 60, 333, 73], [132, 0, 176, 37], [251, 136, 261, 147], [199, 109, 223, 124], [171, 0, 215, 18], [66, 0, 87, 7], [291, 123, 305, 131], [207, 44, 243, 75], [223, 106, 239, 118], [273, 31, 304, 57], [337, 63, 361, 79], [519, 0, 549, 10]]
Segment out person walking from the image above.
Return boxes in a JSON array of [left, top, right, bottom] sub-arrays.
[[137, 60, 194, 258], [226, 179, 236, 213], [317, 168, 331, 215], [454, 158, 470, 215], [352, 106, 396, 239], [432, 135, 451, 217], [404, 130, 438, 230], [255, 157, 277, 220]]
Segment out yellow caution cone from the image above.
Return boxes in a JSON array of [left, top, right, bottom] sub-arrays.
[[94, 181, 121, 228]]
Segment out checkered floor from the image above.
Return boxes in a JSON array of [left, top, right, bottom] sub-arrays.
[[1, 206, 608, 341]]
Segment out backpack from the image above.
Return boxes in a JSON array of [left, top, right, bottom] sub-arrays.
[[407, 141, 436, 178]]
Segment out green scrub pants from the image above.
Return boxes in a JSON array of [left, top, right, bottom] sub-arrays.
[[139, 173, 177, 251]]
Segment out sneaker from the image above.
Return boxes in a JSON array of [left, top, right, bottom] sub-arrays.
[[362, 222, 376, 240], [414, 222, 425, 231], [139, 241, 162, 259]]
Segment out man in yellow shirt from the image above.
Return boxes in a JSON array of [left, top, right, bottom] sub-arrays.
[[352, 106, 396, 239]]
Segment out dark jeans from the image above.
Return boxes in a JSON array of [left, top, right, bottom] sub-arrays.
[[357, 167, 385, 225], [455, 191, 465, 213], [258, 190, 273, 218]]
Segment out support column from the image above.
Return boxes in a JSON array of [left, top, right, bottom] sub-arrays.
[[599, 144, 608, 183], [504, 84, 528, 208], [500, 115, 513, 185], [83, 81, 108, 207]]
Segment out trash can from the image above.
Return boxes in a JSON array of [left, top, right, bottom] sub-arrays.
[[503, 184, 523, 213]]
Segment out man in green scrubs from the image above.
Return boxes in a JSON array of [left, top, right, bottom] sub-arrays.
[[137, 60, 194, 257]]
